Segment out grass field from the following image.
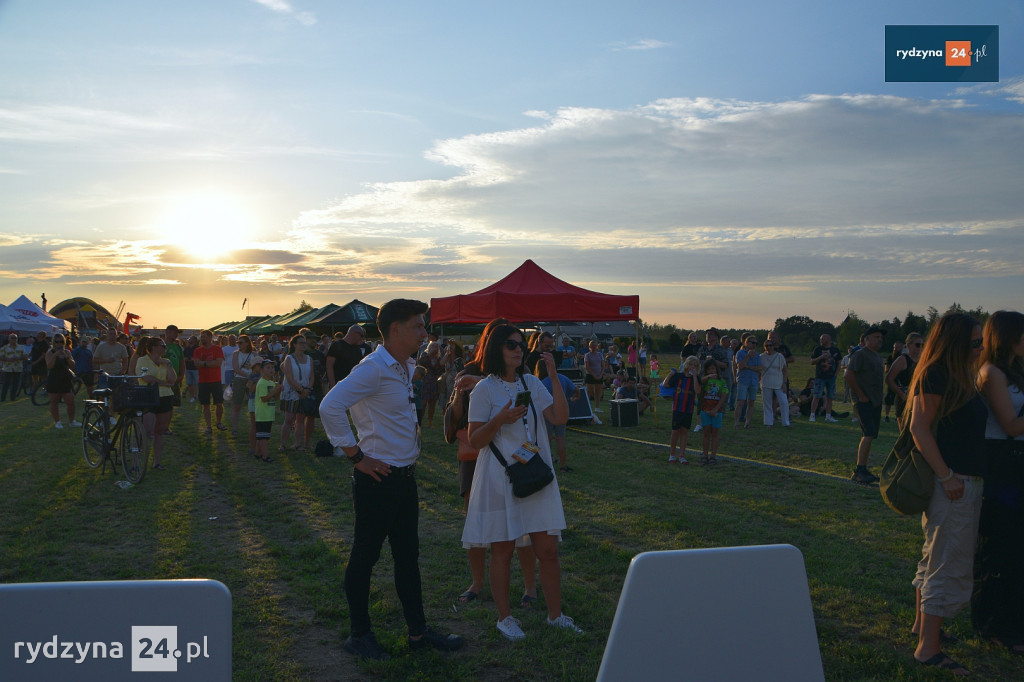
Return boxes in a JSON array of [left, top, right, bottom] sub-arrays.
[[1, 358, 1020, 680]]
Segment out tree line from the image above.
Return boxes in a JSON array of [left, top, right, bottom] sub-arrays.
[[639, 303, 990, 355]]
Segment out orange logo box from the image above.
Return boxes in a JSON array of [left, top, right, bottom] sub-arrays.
[[946, 41, 971, 66]]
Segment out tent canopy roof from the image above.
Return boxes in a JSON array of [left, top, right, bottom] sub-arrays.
[[429, 260, 639, 325]]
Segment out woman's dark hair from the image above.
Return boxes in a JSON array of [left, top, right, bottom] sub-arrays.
[[471, 317, 509, 368], [534, 357, 551, 380], [237, 334, 253, 351], [480, 325, 524, 378], [905, 312, 980, 427], [136, 336, 155, 356], [981, 310, 1024, 389]]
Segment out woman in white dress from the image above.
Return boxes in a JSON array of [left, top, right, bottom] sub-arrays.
[[462, 324, 582, 641], [760, 339, 790, 427]]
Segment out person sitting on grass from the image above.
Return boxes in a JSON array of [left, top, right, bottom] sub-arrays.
[[699, 358, 728, 465], [615, 375, 653, 414], [254, 360, 283, 463], [663, 355, 701, 464]]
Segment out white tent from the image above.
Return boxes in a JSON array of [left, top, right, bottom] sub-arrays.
[[0, 305, 53, 336], [2, 296, 67, 335]]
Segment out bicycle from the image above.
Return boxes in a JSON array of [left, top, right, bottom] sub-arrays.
[[81, 373, 157, 484]]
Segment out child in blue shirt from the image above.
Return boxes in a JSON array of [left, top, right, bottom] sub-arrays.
[[663, 355, 701, 464]]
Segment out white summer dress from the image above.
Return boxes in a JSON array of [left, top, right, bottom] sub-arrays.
[[461, 373, 566, 547]]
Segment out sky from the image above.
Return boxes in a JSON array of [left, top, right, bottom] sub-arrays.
[[1, 0, 1022, 332]]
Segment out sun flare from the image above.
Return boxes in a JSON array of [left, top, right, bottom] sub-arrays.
[[158, 194, 257, 261]]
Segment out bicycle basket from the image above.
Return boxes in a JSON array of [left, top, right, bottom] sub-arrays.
[[109, 376, 160, 411]]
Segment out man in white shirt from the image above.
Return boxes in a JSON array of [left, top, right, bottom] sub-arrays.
[[320, 299, 463, 661]]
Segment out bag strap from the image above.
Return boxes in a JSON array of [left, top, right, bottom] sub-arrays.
[[487, 398, 540, 468]]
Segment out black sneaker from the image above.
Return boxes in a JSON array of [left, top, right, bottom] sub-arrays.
[[851, 469, 879, 485], [343, 632, 390, 661], [409, 626, 464, 652]]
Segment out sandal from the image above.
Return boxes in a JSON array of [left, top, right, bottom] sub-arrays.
[[457, 590, 478, 603], [204, 427, 212, 435], [216, 423, 228, 431], [917, 651, 969, 675], [519, 594, 537, 608]]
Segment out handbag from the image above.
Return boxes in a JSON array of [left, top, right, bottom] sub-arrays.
[[879, 419, 935, 515], [490, 442, 554, 498]]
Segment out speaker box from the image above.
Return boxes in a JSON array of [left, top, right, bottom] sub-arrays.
[[610, 399, 639, 427], [567, 387, 594, 424]]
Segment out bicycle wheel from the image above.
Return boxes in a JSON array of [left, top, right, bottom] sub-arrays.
[[81, 405, 109, 468], [30, 383, 49, 406], [120, 415, 149, 484]]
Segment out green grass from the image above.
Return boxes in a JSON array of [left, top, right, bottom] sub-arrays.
[[1, 363, 1019, 680]]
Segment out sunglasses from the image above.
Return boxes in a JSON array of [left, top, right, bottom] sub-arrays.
[[911, 342, 923, 348], [504, 340, 527, 351], [970, 338, 983, 350]]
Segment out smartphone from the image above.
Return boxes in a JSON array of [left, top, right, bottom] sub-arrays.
[[514, 391, 531, 407]]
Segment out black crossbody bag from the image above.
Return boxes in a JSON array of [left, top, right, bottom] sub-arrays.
[[489, 400, 554, 498]]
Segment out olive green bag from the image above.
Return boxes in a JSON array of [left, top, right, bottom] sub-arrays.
[[879, 420, 934, 515]]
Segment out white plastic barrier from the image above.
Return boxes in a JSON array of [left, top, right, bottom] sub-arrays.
[[598, 545, 825, 682]]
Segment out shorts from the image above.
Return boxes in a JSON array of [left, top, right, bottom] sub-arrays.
[[585, 375, 602, 385], [671, 410, 693, 431], [197, 382, 223, 405], [255, 420, 273, 440], [700, 410, 723, 429], [735, 382, 758, 402], [186, 369, 199, 387], [223, 370, 235, 386], [231, 376, 250, 407], [639, 357, 647, 367], [857, 401, 881, 438], [545, 419, 567, 438], [459, 459, 477, 498], [884, 390, 896, 406], [812, 377, 836, 399], [283, 397, 318, 417], [148, 395, 174, 415]]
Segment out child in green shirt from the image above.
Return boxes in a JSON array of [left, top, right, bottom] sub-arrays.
[[699, 358, 728, 465], [254, 360, 283, 462]]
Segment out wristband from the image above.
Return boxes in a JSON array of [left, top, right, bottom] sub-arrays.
[[348, 448, 364, 465], [937, 469, 955, 483]]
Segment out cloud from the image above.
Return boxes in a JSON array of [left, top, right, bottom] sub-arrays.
[[955, 76, 1024, 104], [291, 93, 1024, 319], [610, 39, 672, 51], [249, 0, 316, 26], [0, 105, 187, 143]]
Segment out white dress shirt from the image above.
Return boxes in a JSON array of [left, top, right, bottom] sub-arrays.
[[319, 345, 419, 467]]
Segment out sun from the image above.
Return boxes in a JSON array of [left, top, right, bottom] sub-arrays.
[[158, 194, 257, 261]]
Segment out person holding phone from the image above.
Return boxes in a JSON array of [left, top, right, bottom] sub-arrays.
[[44, 333, 78, 428], [462, 323, 581, 642]]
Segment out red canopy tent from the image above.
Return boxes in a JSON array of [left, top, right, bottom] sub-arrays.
[[429, 260, 639, 324]]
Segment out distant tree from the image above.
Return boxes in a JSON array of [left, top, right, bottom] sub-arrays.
[[902, 310, 928, 339], [665, 332, 682, 353], [836, 311, 867, 351], [926, 306, 940, 325], [773, 315, 838, 354], [291, 300, 313, 314]]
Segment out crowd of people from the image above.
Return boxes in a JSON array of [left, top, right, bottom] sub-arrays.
[[5, 305, 1022, 672]]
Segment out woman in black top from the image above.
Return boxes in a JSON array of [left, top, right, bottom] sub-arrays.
[[908, 313, 986, 675], [972, 310, 1024, 653], [886, 332, 923, 420], [44, 333, 78, 428]]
